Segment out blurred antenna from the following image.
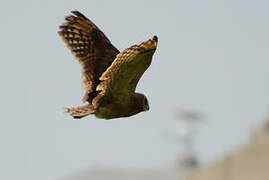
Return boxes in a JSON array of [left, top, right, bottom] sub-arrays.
[[175, 108, 206, 172], [177, 109, 205, 122]]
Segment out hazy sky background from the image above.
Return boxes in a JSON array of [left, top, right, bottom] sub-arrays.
[[1, 0, 269, 179]]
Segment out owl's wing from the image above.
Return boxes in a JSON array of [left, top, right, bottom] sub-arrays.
[[58, 11, 120, 103], [93, 36, 158, 107]]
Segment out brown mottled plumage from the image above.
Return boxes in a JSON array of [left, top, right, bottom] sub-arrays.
[[58, 11, 158, 119]]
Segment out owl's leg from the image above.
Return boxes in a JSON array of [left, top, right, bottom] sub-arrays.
[[65, 104, 95, 119]]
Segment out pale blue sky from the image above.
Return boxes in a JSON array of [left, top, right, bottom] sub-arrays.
[[1, 0, 269, 179]]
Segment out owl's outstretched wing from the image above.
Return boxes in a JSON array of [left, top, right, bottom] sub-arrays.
[[58, 11, 120, 103], [93, 36, 158, 107]]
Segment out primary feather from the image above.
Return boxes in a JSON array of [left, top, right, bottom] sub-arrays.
[[58, 11, 119, 103]]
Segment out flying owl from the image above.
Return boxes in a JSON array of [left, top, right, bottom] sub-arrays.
[[58, 11, 158, 119]]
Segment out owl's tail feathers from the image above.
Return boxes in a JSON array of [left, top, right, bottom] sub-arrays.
[[64, 104, 95, 119]]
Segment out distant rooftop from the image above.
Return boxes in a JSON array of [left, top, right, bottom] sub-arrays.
[[61, 168, 183, 180], [187, 126, 269, 180]]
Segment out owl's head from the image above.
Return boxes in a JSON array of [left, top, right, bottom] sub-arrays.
[[135, 93, 150, 112]]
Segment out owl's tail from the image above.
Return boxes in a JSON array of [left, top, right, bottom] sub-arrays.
[[65, 104, 95, 119]]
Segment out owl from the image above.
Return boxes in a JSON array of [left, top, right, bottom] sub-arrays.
[[58, 11, 158, 119]]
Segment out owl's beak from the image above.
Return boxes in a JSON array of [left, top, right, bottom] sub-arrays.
[[143, 103, 150, 111]]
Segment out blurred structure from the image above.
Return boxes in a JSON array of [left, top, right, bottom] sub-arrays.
[[175, 109, 205, 171], [186, 114, 269, 180], [62, 112, 269, 180], [62, 168, 182, 180], [60, 108, 206, 180]]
